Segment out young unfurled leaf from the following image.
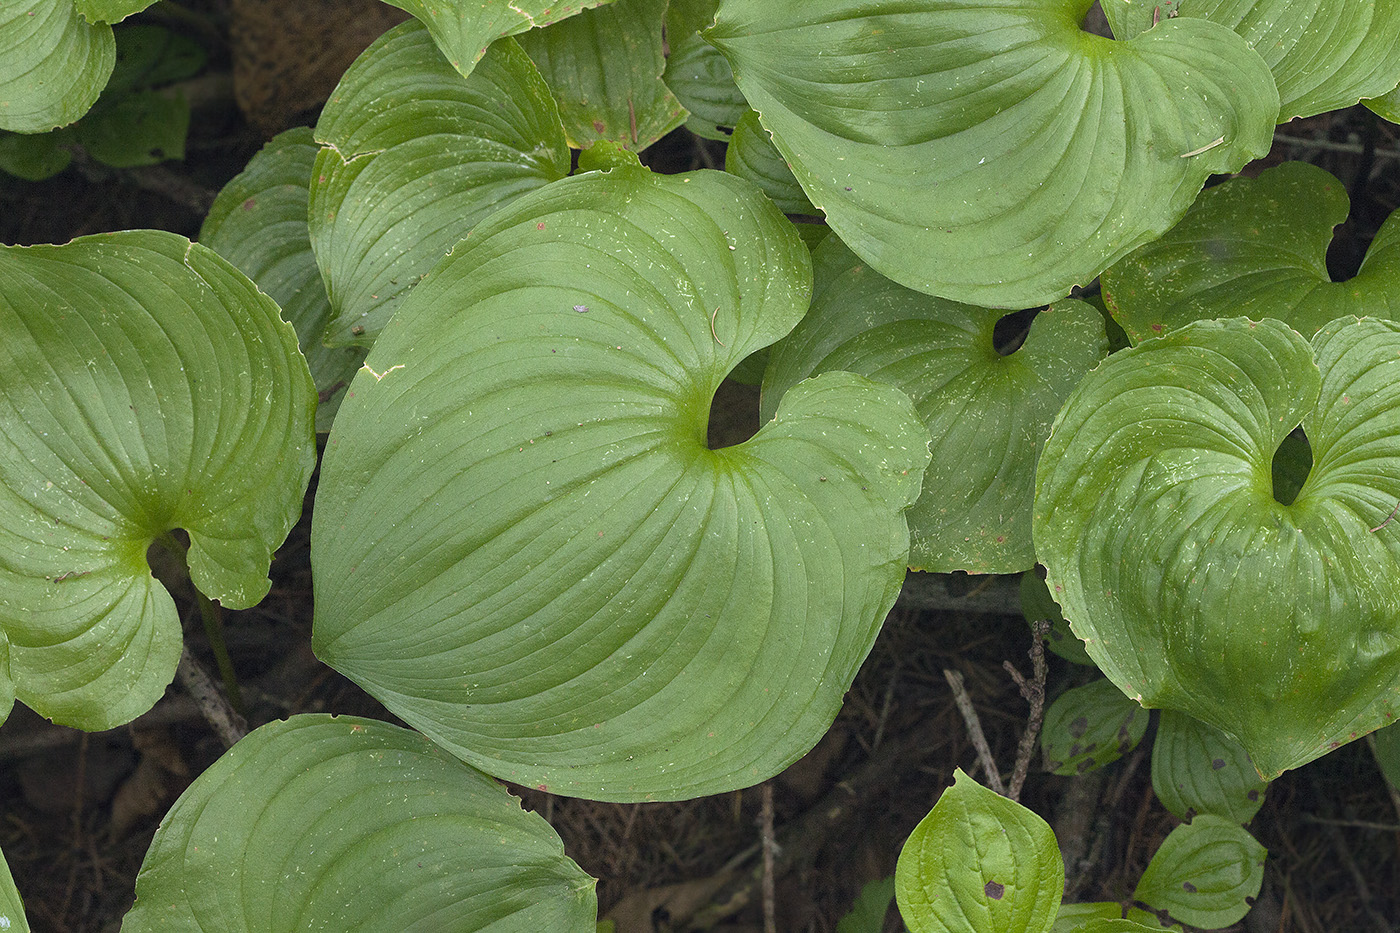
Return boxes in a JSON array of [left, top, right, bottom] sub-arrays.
[[1035, 316, 1400, 777], [1133, 816, 1266, 930], [896, 770, 1063, 933], [312, 166, 928, 801], [1041, 679, 1147, 776], [310, 21, 569, 346], [0, 231, 316, 731], [764, 237, 1105, 573], [1103, 162, 1400, 343], [706, 0, 1278, 307], [1152, 710, 1267, 824], [123, 715, 597, 933]]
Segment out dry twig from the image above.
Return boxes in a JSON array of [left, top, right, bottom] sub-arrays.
[[944, 668, 1005, 795]]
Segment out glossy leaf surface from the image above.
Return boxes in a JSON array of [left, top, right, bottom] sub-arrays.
[[202, 127, 363, 431], [896, 769, 1063, 933], [1103, 162, 1400, 343], [1041, 678, 1146, 776], [379, 0, 619, 77], [0, 0, 114, 133], [1133, 816, 1265, 929], [1035, 317, 1400, 777], [706, 0, 1278, 307], [1152, 710, 1267, 824], [312, 167, 928, 801], [122, 715, 597, 933], [517, 0, 686, 150], [764, 238, 1104, 573], [310, 21, 569, 346], [0, 231, 316, 730]]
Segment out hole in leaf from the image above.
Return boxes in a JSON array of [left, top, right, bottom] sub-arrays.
[[1271, 428, 1312, 506], [708, 379, 760, 450], [993, 307, 1040, 356]]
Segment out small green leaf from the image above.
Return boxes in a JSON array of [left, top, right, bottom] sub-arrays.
[[763, 237, 1105, 573], [0, 129, 73, 180], [1041, 678, 1147, 775], [0, 231, 317, 730], [201, 127, 364, 431], [380, 0, 620, 78], [75, 88, 188, 167], [105, 23, 205, 94], [518, 0, 686, 151], [122, 715, 597, 933], [0, 0, 115, 133], [310, 21, 569, 346], [312, 167, 928, 801], [1179, 0, 1400, 121], [1103, 162, 1400, 343], [896, 769, 1063, 933], [1020, 571, 1093, 666], [0, 844, 30, 933], [706, 0, 1279, 307], [1152, 711, 1267, 824], [837, 875, 895, 933], [1368, 82, 1400, 123], [725, 109, 813, 215], [1133, 816, 1266, 930], [663, 0, 746, 140], [1035, 316, 1400, 777]]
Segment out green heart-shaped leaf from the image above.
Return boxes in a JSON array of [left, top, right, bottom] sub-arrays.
[[1103, 162, 1400, 343], [1152, 710, 1267, 824], [311, 166, 928, 801], [1041, 678, 1147, 776], [725, 109, 813, 216], [122, 715, 597, 933], [663, 0, 746, 140], [202, 127, 364, 431], [763, 237, 1104, 573], [379, 0, 619, 78], [1175, 0, 1400, 121], [1035, 316, 1400, 777], [706, 0, 1278, 307], [309, 21, 569, 346], [0, 843, 28, 933], [0, 0, 115, 133], [1132, 816, 1265, 930], [896, 769, 1063, 933], [0, 230, 316, 730], [517, 0, 686, 151]]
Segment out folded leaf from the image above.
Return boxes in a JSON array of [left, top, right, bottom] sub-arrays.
[[0, 231, 316, 730], [312, 166, 928, 801]]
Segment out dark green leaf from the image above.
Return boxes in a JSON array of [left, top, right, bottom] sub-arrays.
[[122, 715, 597, 933], [106, 23, 205, 94], [1152, 710, 1267, 824], [76, 89, 188, 167], [0, 231, 317, 730], [1020, 571, 1093, 666], [312, 166, 928, 801], [518, 0, 686, 151], [1041, 679, 1147, 776], [662, 0, 746, 139], [725, 110, 813, 216], [706, 0, 1279, 307], [1133, 816, 1265, 929], [0, 129, 73, 180], [837, 876, 895, 933], [896, 769, 1063, 933]]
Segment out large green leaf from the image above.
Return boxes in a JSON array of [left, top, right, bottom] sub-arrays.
[[1040, 678, 1147, 776], [763, 237, 1104, 573], [1151, 710, 1267, 824], [0, 230, 316, 731], [662, 0, 746, 140], [895, 769, 1063, 933], [1173, 0, 1400, 121], [0, 842, 29, 933], [705, 0, 1278, 307], [0, 0, 115, 133], [1103, 162, 1400, 343], [517, 0, 686, 151], [1034, 316, 1400, 777], [202, 127, 364, 431], [311, 166, 928, 801], [309, 21, 569, 347], [121, 715, 597, 933], [1133, 816, 1265, 929], [380, 0, 620, 78]]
